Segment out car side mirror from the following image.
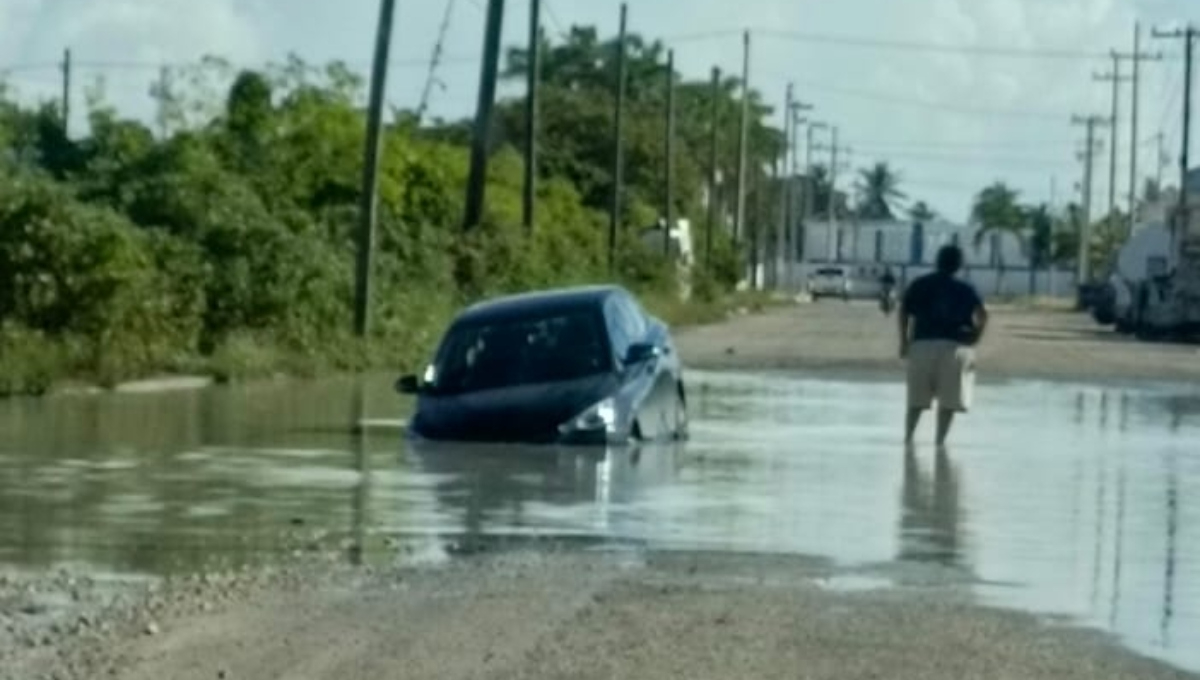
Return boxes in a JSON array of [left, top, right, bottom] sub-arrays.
[[395, 374, 421, 395], [624, 342, 660, 365]]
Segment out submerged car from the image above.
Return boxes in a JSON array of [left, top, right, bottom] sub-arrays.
[[395, 285, 688, 445]]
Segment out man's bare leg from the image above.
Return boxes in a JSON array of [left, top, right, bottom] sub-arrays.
[[905, 408, 923, 444], [935, 409, 955, 446]]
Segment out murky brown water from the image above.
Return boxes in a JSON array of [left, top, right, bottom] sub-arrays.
[[0, 371, 1196, 670]]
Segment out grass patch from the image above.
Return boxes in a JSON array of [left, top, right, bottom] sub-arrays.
[[0, 287, 774, 398]]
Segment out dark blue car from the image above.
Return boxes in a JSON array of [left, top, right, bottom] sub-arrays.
[[395, 285, 688, 445]]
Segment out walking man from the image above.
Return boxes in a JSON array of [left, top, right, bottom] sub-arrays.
[[899, 245, 988, 446]]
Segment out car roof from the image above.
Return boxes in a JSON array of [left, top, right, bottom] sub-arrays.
[[454, 284, 625, 326]]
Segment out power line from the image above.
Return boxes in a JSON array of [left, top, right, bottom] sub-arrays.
[[756, 28, 1113, 61], [1, 55, 481, 74], [780, 76, 1072, 120], [850, 138, 1076, 150], [853, 147, 1076, 168], [542, 0, 567, 38]]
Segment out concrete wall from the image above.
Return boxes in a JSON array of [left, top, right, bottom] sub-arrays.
[[802, 219, 1031, 269], [760, 260, 1078, 299]]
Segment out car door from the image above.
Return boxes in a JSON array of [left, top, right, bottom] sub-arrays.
[[613, 292, 678, 440]]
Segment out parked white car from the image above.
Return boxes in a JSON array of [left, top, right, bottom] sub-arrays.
[[808, 266, 852, 300]]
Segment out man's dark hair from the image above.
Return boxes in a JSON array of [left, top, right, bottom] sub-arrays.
[[935, 245, 964, 274]]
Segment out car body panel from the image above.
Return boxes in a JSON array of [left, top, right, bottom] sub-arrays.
[[808, 266, 852, 298], [403, 285, 686, 446]]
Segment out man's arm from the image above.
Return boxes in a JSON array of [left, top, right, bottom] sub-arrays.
[[898, 291, 912, 358], [973, 303, 989, 344], [968, 283, 988, 344]]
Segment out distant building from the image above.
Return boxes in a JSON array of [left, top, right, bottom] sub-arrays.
[[802, 217, 1031, 269]]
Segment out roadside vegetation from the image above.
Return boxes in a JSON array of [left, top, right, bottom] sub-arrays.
[[0, 29, 786, 397]]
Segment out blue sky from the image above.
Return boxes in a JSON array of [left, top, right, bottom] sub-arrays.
[[0, 0, 1194, 220]]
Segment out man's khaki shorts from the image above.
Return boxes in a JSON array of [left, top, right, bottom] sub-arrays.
[[906, 340, 975, 412]]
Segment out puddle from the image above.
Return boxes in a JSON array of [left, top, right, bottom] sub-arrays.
[[0, 370, 1196, 670]]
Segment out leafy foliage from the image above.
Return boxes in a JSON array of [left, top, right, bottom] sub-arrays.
[[0, 26, 762, 394], [854, 162, 905, 220]]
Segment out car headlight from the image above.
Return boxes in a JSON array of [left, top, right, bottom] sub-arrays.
[[558, 397, 617, 435]]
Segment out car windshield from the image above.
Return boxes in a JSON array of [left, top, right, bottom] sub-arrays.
[[816, 268, 846, 276], [429, 308, 610, 394]]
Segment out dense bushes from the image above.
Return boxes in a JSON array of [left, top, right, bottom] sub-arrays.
[[0, 32, 766, 396]]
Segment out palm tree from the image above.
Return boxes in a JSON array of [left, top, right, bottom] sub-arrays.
[[854, 162, 905, 220], [1024, 203, 1053, 294], [971, 182, 1024, 294], [908, 201, 935, 223]]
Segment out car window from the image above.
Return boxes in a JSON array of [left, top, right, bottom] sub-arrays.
[[431, 309, 609, 394], [605, 295, 644, 359]]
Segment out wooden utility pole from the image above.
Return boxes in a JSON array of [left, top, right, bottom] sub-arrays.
[[608, 3, 628, 274], [789, 101, 812, 265], [1127, 24, 1164, 232], [1094, 54, 1130, 221], [828, 125, 840, 262], [1154, 24, 1198, 231], [522, 0, 541, 232], [60, 48, 71, 138], [462, 0, 507, 232], [1073, 114, 1108, 286], [155, 66, 171, 139], [663, 49, 676, 257], [353, 0, 397, 338], [779, 82, 793, 287], [733, 30, 751, 245], [416, 0, 457, 125], [706, 66, 721, 266]]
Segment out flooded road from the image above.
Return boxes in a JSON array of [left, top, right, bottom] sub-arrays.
[[0, 371, 1197, 671]]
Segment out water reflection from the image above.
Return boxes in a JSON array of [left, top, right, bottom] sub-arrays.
[[0, 371, 1196, 670], [897, 448, 963, 566]]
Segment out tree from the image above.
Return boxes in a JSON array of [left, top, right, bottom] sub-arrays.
[[908, 201, 935, 223], [1025, 203, 1053, 268], [971, 182, 1024, 293], [971, 182, 1024, 249], [854, 162, 905, 220]]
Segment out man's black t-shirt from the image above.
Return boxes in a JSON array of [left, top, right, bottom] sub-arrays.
[[902, 272, 984, 344]]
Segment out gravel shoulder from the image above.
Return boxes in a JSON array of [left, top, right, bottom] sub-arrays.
[[675, 301, 1200, 384], [5, 550, 1197, 680]]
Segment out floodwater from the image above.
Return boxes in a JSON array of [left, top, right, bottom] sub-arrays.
[[0, 371, 1197, 671]]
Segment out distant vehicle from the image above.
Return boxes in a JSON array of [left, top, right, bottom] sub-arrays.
[[395, 285, 688, 445], [808, 266, 852, 300]]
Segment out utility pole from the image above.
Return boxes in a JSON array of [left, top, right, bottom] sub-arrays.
[[462, 0, 507, 231], [769, 155, 781, 289], [1073, 114, 1107, 286], [155, 65, 171, 139], [806, 120, 828, 228], [733, 30, 751, 245], [780, 83, 793, 288], [1154, 24, 1198, 232], [416, 0, 457, 125], [60, 48, 71, 138], [663, 49, 676, 257], [706, 66, 721, 266], [790, 102, 812, 268], [608, 3, 628, 274], [353, 0, 398, 338], [522, 0, 541, 232], [1094, 54, 1130, 221], [1126, 24, 1164, 232], [828, 126, 840, 262], [1155, 131, 1169, 188]]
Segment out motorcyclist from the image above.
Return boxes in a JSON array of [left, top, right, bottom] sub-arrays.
[[879, 267, 898, 314]]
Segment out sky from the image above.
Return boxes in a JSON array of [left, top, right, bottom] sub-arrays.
[[0, 0, 1195, 221]]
